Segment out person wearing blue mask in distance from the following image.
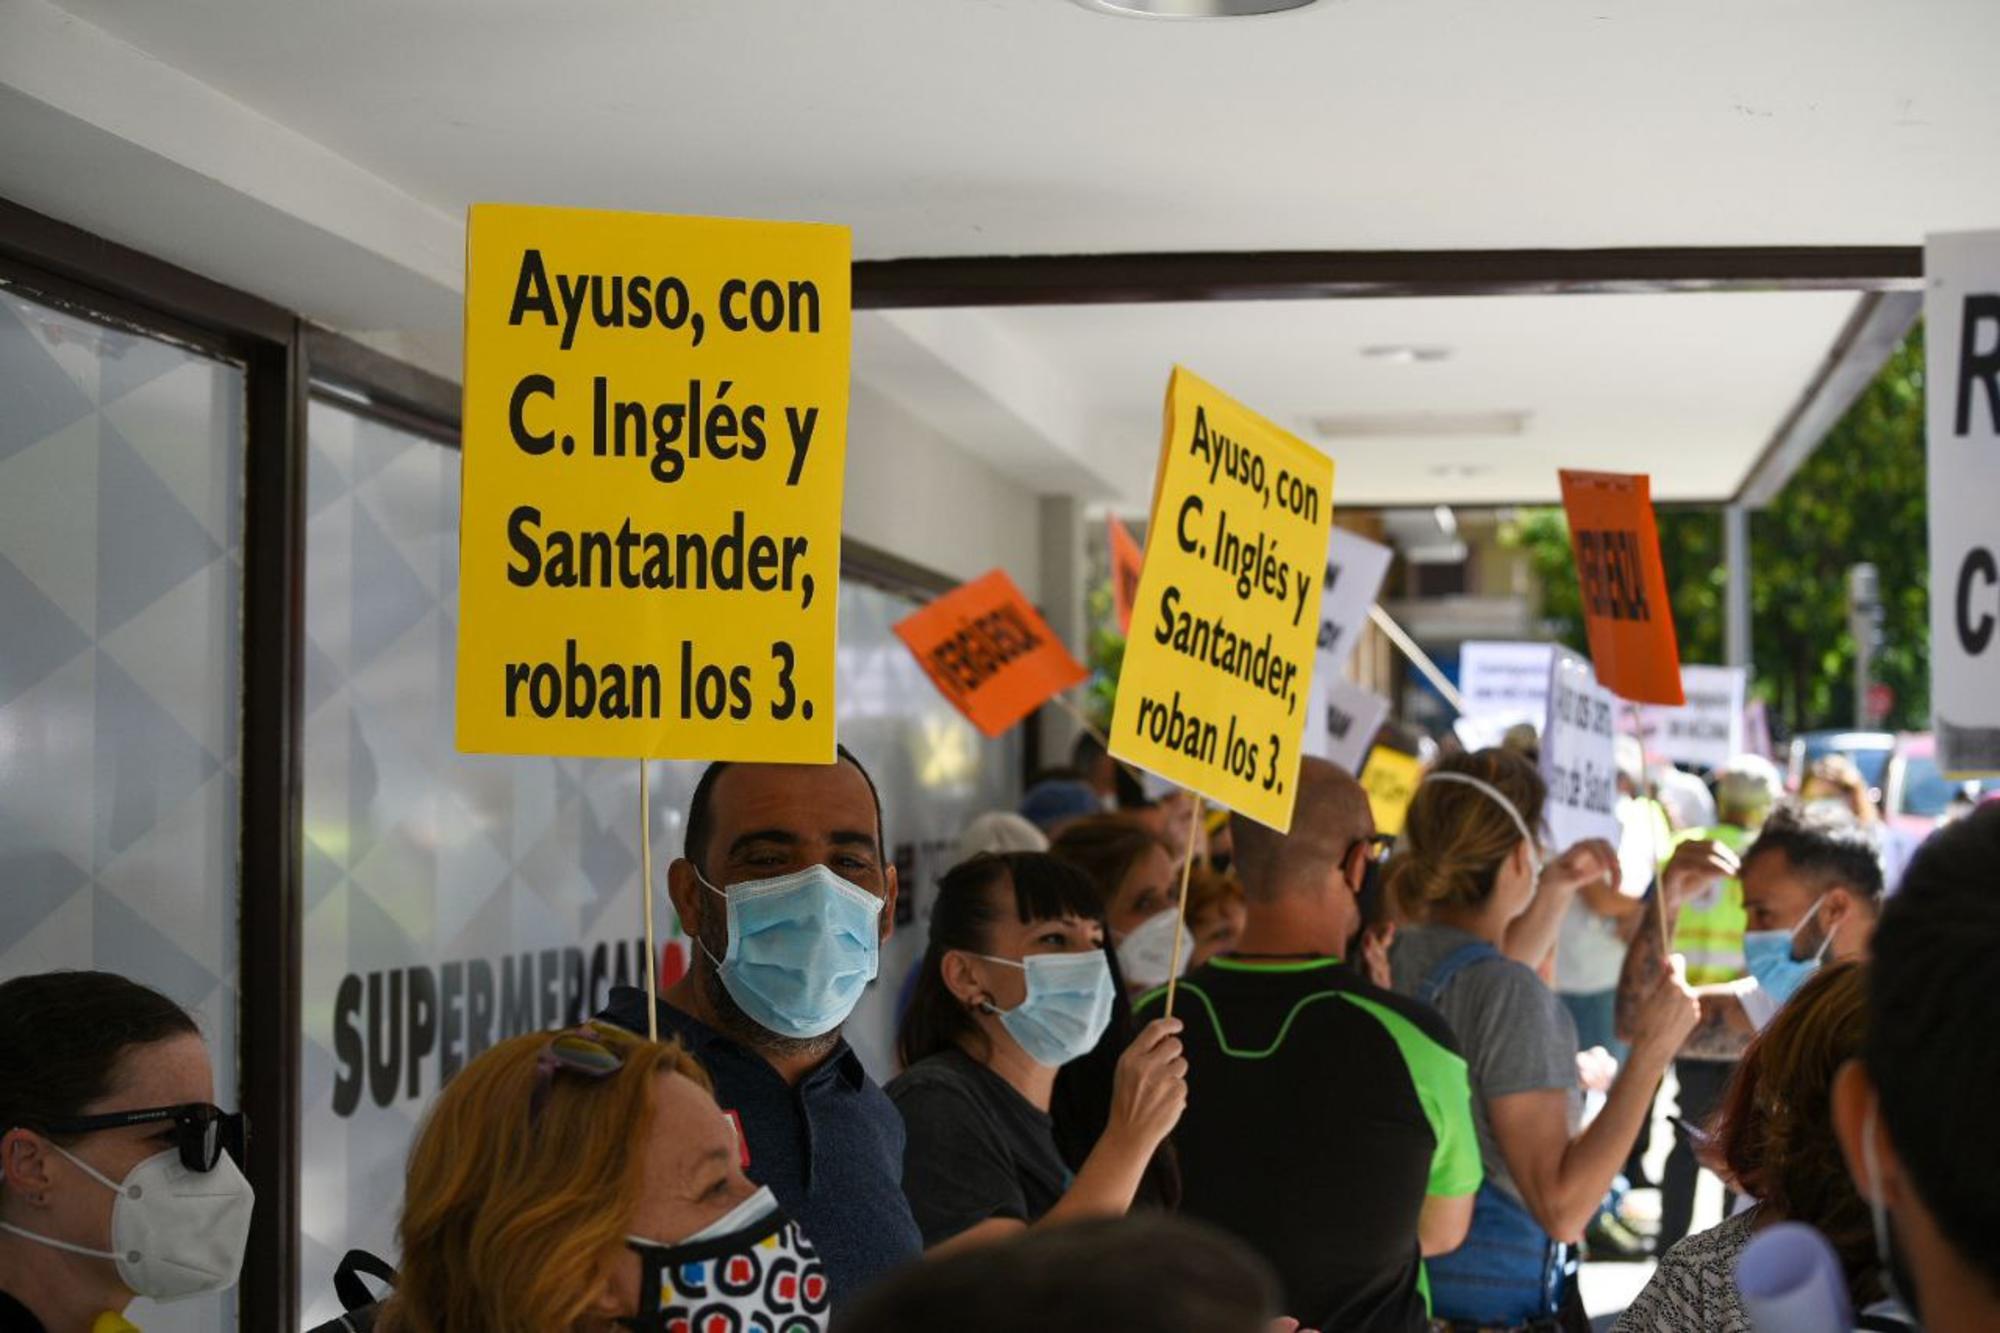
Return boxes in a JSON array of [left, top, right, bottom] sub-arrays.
[[1614, 801, 1884, 1067], [888, 853, 1187, 1253], [597, 746, 921, 1306]]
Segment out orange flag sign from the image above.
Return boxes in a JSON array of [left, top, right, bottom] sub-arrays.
[[894, 570, 1089, 737], [1557, 470, 1685, 707], [1109, 517, 1145, 636]]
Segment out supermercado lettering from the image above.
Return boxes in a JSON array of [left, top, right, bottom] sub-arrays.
[[328, 937, 662, 1116], [457, 205, 849, 761], [1112, 368, 1333, 829], [1925, 231, 2000, 774]]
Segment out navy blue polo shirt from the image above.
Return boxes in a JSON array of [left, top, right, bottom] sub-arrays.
[[598, 987, 921, 1304]]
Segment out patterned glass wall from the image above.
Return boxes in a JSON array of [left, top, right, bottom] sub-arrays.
[[298, 399, 1018, 1324], [0, 287, 244, 1333]]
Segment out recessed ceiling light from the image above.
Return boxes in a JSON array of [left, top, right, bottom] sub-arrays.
[[1307, 410, 1531, 440], [1361, 344, 1453, 364], [1072, 0, 1323, 17]]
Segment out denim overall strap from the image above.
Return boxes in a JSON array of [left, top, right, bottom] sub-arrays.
[[1415, 940, 1502, 1008], [1416, 938, 1567, 1326]]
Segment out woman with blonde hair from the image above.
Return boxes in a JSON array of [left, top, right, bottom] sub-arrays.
[[1050, 815, 1182, 990], [376, 1020, 829, 1333], [1387, 749, 1699, 1331]]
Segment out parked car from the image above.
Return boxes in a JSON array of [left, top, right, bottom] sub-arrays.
[[1785, 730, 1896, 798], [1881, 733, 2000, 838]]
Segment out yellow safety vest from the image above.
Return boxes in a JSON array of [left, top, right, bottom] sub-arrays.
[[1670, 824, 1751, 986]]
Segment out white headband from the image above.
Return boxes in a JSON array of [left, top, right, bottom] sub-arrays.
[[1422, 770, 1537, 854]]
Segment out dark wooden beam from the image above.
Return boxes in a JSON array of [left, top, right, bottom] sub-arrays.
[[305, 325, 462, 445], [854, 246, 1924, 308], [0, 196, 294, 343], [237, 323, 307, 1333]]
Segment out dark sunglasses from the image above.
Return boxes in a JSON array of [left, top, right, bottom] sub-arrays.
[[34, 1102, 247, 1173], [528, 1027, 625, 1125]]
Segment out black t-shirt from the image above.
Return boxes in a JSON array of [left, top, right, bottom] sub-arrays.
[[887, 1047, 1074, 1246], [1134, 957, 1482, 1333], [0, 1291, 46, 1333]]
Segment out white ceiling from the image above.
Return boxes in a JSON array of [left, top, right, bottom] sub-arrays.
[[1, 0, 1986, 508], [32, 0, 2000, 256], [957, 290, 1863, 507]]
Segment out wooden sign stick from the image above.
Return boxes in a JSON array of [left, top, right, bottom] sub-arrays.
[[640, 760, 658, 1042], [1162, 794, 1201, 1021]]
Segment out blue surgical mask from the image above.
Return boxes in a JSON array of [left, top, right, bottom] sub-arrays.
[[1742, 896, 1830, 1006], [696, 864, 883, 1039], [976, 950, 1117, 1068]]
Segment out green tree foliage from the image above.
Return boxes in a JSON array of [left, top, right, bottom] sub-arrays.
[[1502, 328, 1929, 737], [1082, 579, 1124, 728]]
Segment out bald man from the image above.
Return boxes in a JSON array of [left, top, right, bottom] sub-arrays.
[[1134, 759, 1481, 1333]]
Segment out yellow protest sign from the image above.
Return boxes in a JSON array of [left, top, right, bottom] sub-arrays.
[[1109, 368, 1334, 830], [1360, 746, 1424, 837], [456, 204, 849, 761]]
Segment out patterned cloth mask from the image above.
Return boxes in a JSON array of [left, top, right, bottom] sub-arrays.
[[623, 1186, 830, 1333]]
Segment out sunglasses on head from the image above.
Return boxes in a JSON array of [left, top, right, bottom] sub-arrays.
[[528, 1027, 626, 1126], [34, 1102, 247, 1173]]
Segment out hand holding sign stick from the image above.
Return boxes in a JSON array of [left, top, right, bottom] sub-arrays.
[[1628, 704, 1673, 958]]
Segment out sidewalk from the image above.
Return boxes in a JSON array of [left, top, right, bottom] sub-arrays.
[[1574, 1066, 1730, 1329]]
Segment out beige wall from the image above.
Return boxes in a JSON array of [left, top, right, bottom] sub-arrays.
[[844, 380, 1044, 595]]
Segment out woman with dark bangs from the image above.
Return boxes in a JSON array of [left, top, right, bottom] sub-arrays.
[[889, 852, 1188, 1254], [1615, 961, 1887, 1332]]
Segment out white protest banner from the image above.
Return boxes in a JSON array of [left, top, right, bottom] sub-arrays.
[[1457, 640, 1554, 744], [1316, 528, 1394, 674], [1743, 697, 1774, 761], [1926, 231, 2000, 775], [1620, 664, 1746, 770], [1303, 670, 1391, 776], [1540, 647, 1621, 850], [1461, 641, 1556, 717]]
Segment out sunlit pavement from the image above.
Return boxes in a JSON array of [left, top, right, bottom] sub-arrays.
[[1576, 1067, 1730, 1329]]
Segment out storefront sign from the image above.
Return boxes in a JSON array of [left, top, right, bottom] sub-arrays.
[[1926, 231, 2000, 774]]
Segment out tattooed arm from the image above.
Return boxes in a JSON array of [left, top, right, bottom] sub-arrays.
[[1678, 989, 1756, 1061], [1614, 892, 1679, 1045], [1614, 838, 1740, 1046]]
